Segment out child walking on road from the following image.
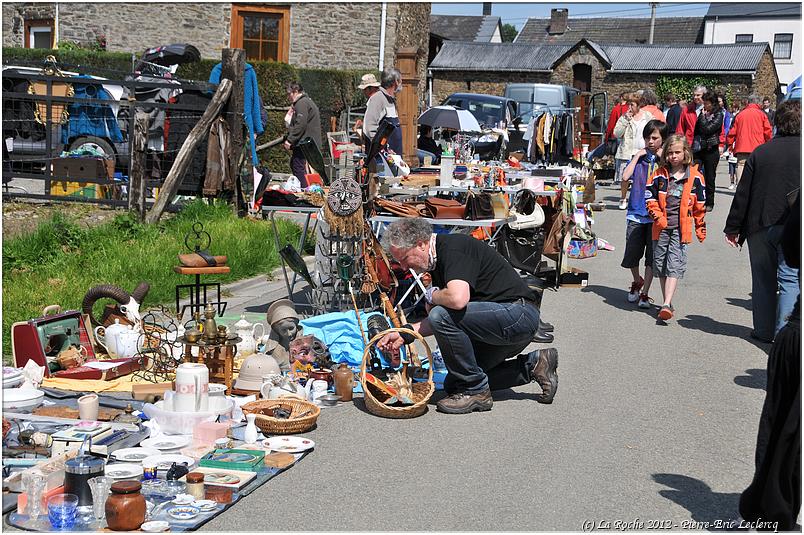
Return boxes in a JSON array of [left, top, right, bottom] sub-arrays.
[[645, 134, 707, 320], [621, 120, 668, 308]]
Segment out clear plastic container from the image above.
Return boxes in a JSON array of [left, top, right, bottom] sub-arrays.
[[142, 396, 234, 435]]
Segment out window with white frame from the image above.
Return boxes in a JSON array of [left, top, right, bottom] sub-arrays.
[[24, 19, 53, 49], [773, 33, 793, 59], [735, 34, 753, 43]]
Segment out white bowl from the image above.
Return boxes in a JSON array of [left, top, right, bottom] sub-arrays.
[[2, 388, 45, 412]]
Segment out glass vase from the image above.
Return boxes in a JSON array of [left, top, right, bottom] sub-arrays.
[[87, 476, 112, 528], [21, 472, 46, 529]]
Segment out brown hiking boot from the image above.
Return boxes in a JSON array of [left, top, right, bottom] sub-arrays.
[[436, 388, 493, 414], [531, 348, 559, 404]]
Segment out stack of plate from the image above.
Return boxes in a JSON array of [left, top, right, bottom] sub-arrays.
[[3, 367, 23, 389]]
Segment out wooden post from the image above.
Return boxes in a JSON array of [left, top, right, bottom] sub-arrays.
[[396, 47, 422, 168], [221, 48, 245, 216], [144, 78, 232, 224], [128, 111, 148, 221]]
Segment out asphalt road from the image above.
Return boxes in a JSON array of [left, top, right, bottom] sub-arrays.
[[201, 163, 778, 532]]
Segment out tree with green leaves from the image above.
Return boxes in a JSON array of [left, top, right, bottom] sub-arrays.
[[501, 23, 518, 42]]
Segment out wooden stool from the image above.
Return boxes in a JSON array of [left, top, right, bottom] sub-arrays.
[[173, 265, 230, 320], [183, 340, 238, 394]]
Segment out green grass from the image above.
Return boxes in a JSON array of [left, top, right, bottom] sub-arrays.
[[2, 200, 310, 361]]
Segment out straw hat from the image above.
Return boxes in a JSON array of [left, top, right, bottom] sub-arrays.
[[266, 299, 298, 326], [358, 73, 381, 90]]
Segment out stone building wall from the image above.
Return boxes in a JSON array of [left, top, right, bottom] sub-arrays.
[[550, 45, 608, 91], [393, 2, 430, 107], [752, 50, 782, 100], [289, 3, 384, 70], [3, 3, 56, 48], [60, 3, 232, 59], [432, 71, 551, 103]]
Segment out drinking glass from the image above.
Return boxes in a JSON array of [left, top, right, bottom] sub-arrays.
[[47, 493, 79, 530], [21, 472, 46, 528], [87, 476, 111, 527]]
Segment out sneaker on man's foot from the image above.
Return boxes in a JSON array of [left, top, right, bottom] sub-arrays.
[[618, 199, 628, 210], [728, 183, 736, 190], [658, 304, 674, 320], [436, 388, 493, 414], [638, 293, 652, 309], [530, 348, 558, 404], [627, 277, 644, 302]]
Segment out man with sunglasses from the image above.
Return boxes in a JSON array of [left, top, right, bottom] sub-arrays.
[[378, 218, 558, 414]]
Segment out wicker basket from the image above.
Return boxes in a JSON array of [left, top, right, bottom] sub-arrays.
[[360, 327, 434, 419], [241, 399, 320, 435]]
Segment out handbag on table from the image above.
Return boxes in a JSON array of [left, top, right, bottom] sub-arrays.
[[464, 190, 495, 220], [425, 197, 465, 219]]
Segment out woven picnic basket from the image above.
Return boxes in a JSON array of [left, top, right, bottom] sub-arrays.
[[359, 327, 434, 419], [241, 399, 320, 434]]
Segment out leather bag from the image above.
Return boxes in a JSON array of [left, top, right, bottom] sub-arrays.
[[496, 226, 546, 276], [425, 197, 465, 219], [464, 191, 495, 220], [508, 190, 545, 230], [374, 198, 427, 218]]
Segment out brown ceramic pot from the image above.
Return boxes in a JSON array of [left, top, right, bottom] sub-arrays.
[[105, 480, 146, 531], [309, 368, 332, 386]]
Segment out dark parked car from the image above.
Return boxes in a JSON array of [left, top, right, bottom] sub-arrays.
[[441, 93, 525, 159]]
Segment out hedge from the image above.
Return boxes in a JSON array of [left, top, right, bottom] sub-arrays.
[[4, 47, 377, 172]]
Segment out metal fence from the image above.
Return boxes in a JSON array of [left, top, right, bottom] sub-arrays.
[[2, 69, 215, 208]]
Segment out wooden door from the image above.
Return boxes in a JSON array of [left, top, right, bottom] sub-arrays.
[[396, 48, 420, 167]]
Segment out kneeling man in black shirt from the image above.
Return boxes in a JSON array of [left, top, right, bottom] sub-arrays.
[[379, 218, 558, 414]]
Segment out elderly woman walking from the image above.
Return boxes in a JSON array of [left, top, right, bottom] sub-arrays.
[[614, 92, 651, 209], [724, 99, 801, 343]]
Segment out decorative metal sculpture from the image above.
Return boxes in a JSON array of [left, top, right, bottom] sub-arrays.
[[131, 307, 182, 383]]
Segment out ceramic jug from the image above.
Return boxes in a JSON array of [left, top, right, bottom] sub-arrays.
[[333, 363, 355, 402], [174, 363, 209, 412], [232, 314, 265, 357]]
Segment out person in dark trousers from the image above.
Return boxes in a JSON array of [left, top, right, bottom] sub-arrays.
[[663, 92, 681, 135], [416, 124, 442, 165], [724, 99, 801, 343], [692, 92, 724, 211], [762, 97, 776, 126], [378, 217, 559, 414], [739, 190, 800, 532], [283, 82, 321, 188]]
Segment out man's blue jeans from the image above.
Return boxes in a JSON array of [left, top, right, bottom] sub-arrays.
[[747, 224, 801, 339], [428, 300, 540, 394]]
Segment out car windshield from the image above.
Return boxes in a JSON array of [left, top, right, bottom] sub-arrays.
[[444, 97, 504, 128]]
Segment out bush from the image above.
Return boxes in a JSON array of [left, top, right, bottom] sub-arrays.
[[2, 47, 132, 78], [655, 75, 720, 102]]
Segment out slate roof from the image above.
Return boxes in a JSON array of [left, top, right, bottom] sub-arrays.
[[704, 3, 801, 19], [429, 41, 572, 72], [429, 41, 770, 74], [604, 42, 770, 72], [514, 16, 705, 45], [430, 14, 501, 42]]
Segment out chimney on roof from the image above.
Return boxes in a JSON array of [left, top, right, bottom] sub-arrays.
[[482, 3, 492, 16], [548, 8, 568, 35]]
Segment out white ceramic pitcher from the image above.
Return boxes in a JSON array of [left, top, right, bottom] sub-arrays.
[[94, 320, 140, 358], [174, 363, 209, 412]]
